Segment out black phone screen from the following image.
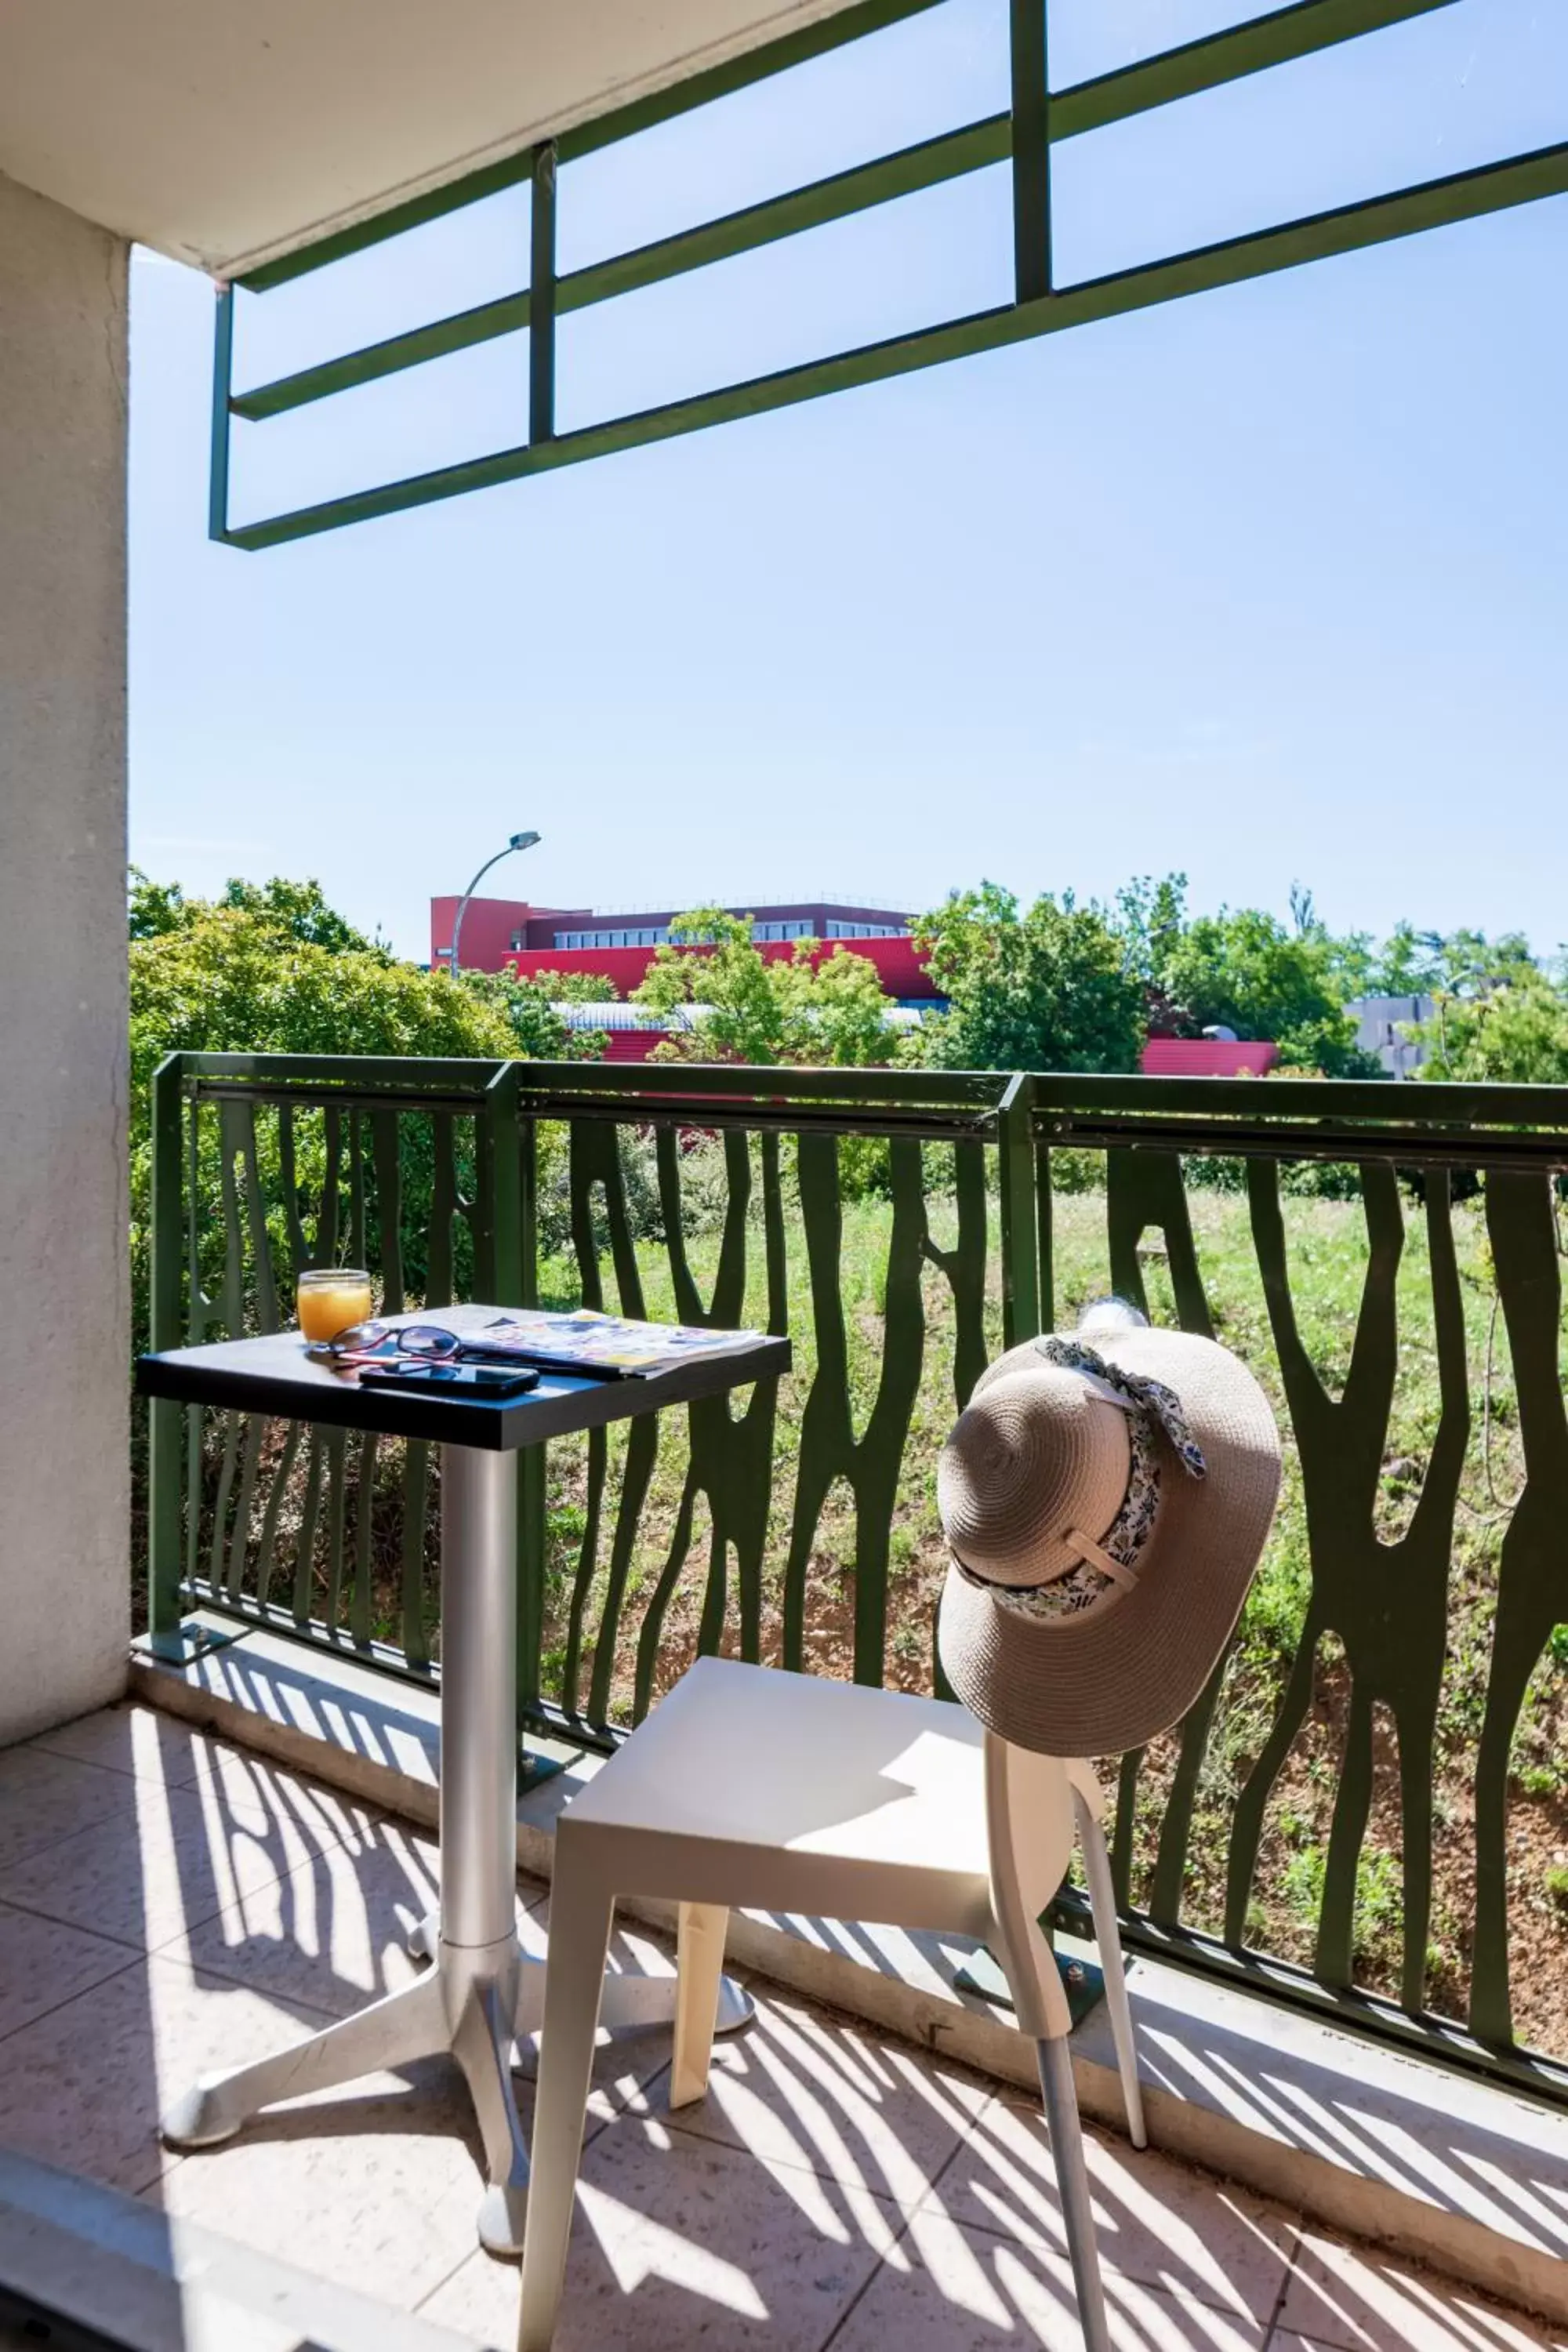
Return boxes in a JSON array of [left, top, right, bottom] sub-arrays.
[[359, 1363, 540, 1399]]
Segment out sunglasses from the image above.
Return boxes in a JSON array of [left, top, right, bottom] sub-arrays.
[[324, 1320, 466, 1364]]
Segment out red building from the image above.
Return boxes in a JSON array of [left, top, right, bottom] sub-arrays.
[[429, 896, 935, 1003], [1140, 1038, 1279, 1078], [429, 894, 1276, 1074]]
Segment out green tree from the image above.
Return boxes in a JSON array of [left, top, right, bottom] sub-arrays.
[[633, 909, 902, 1065], [130, 894, 519, 1135], [127, 877, 590, 1359], [1152, 904, 1379, 1077], [1414, 968, 1568, 1085], [129, 867, 383, 955], [128, 868, 191, 940], [1417, 927, 1538, 1001], [1405, 931, 1568, 1083], [912, 884, 1145, 1073], [128, 870, 611, 1101], [458, 965, 615, 1061], [215, 875, 386, 953], [1365, 920, 1444, 1000]]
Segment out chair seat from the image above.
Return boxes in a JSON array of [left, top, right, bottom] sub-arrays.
[[568, 1654, 988, 1880], [521, 1655, 1144, 2352]]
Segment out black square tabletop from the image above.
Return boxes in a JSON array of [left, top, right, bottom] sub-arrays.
[[137, 1313, 791, 1450]]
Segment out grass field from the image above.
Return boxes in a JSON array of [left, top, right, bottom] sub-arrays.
[[534, 1172, 1568, 2056]]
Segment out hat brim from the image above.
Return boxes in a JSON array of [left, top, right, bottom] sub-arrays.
[[938, 1328, 1281, 1758]]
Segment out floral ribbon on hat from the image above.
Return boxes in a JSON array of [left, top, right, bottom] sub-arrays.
[[951, 1335, 1206, 1623], [1033, 1337, 1207, 1482]]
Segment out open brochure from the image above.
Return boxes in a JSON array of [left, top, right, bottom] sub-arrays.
[[435, 1302, 771, 1379]]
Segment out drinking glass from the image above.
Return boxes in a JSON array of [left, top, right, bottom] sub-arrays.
[[296, 1268, 374, 1344]]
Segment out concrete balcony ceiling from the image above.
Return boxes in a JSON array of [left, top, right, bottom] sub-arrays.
[[0, 0, 860, 278]]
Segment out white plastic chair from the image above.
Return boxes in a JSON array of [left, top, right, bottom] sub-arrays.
[[517, 1655, 1146, 2352]]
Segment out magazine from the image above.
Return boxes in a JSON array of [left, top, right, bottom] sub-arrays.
[[434, 1302, 771, 1379]]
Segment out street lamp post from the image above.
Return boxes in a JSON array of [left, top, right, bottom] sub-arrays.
[[448, 832, 541, 978]]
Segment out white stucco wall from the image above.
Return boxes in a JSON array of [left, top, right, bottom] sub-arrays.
[[0, 171, 130, 1740]]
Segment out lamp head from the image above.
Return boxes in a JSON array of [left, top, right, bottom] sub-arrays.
[[509, 831, 541, 852]]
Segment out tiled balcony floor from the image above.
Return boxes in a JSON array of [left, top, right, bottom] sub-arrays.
[[0, 1702, 1560, 2352]]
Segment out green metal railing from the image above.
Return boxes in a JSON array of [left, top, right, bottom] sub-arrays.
[[210, 0, 1568, 549], [147, 1053, 1568, 2105]]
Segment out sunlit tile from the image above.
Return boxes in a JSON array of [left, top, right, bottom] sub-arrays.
[[933, 2092, 1295, 2320], [1277, 2231, 1556, 2351], [421, 2112, 891, 2350], [840, 2205, 1271, 2349]]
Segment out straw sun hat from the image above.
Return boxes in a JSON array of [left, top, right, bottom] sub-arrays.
[[936, 1302, 1282, 1759]]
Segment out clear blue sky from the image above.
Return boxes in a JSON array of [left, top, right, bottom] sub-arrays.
[[128, 0, 1566, 964]]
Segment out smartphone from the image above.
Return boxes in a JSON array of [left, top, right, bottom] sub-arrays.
[[359, 1363, 540, 1399]]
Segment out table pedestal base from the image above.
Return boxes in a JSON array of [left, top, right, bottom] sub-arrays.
[[160, 1441, 755, 2257], [160, 1925, 754, 2256]]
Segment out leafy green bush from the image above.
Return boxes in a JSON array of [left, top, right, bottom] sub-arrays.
[[913, 883, 1145, 1075], [129, 876, 529, 1348], [1124, 880, 1381, 1078], [1043, 1148, 1105, 1196], [633, 909, 905, 1069], [1415, 966, 1568, 1086], [537, 1131, 743, 1273]]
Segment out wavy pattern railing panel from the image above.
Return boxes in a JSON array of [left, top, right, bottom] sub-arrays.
[[1472, 1171, 1568, 2045], [534, 1107, 1000, 1725], [1029, 1082, 1568, 2097], [146, 1055, 1568, 2098], [150, 1062, 499, 1673]]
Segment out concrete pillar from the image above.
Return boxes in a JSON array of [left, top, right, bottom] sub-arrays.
[[0, 171, 130, 1740]]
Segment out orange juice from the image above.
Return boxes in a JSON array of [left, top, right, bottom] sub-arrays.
[[296, 1269, 373, 1344]]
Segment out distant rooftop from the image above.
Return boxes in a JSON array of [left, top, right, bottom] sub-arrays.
[[430, 892, 913, 966]]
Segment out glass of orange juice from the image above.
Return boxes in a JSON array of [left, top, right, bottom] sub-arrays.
[[296, 1268, 375, 1345]]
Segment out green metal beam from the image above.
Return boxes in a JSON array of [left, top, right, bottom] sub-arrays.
[[529, 143, 557, 443], [226, 0, 1461, 426], [1009, 0, 1052, 303], [230, 291, 530, 423], [235, 0, 946, 292], [238, 151, 538, 294], [220, 136, 1568, 551], [556, 0, 950, 163], [209, 286, 234, 534], [561, 109, 1007, 310], [228, 114, 1012, 423], [179, 1051, 503, 1087], [147, 1054, 187, 1643], [1049, 0, 1457, 143], [1031, 1069, 1568, 1127], [517, 1060, 1007, 1106]]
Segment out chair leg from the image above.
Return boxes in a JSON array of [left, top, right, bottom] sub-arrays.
[[517, 1864, 615, 2352], [670, 1903, 728, 2110], [1036, 2033, 1112, 2352], [1073, 1787, 1148, 2150]]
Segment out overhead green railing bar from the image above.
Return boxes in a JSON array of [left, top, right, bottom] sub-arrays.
[[234, 0, 951, 293], [227, 113, 1014, 424], [212, 0, 1566, 549]]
